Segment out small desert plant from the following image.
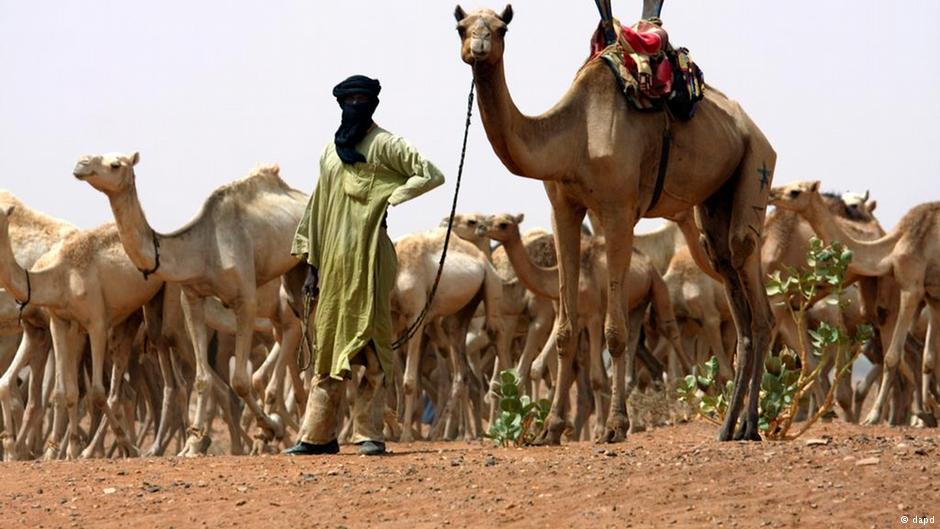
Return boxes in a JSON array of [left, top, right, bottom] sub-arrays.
[[677, 237, 872, 439], [485, 369, 550, 447]]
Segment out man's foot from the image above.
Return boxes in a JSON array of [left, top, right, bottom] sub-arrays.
[[283, 439, 339, 455], [357, 440, 386, 456]]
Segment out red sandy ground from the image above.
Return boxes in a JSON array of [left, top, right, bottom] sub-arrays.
[[0, 421, 936, 529]]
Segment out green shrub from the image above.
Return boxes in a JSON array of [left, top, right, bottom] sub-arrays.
[[485, 369, 551, 447]]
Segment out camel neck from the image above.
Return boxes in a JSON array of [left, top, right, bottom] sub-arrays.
[[473, 60, 581, 181], [803, 197, 896, 276], [501, 229, 559, 300], [0, 222, 59, 309]]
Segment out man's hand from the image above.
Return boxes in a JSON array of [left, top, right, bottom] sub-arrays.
[[303, 265, 319, 300]]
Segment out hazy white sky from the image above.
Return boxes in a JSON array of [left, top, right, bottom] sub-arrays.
[[1, 1, 938, 240]]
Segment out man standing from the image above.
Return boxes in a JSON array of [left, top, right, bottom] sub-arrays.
[[285, 75, 445, 456]]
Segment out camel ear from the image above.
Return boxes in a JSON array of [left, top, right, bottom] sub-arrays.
[[130, 152, 140, 166], [867, 200, 877, 213], [454, 5, 467, 22], [514, 213, 524, 224], [500, 4, 513, 24], [1, 205, 14, 218], [808, 181, 821, 193]]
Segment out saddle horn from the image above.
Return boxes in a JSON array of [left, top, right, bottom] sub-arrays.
[[642, 0, 664, 19]]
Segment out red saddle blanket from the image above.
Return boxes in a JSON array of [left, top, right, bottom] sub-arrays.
[[587, 19, 704, 118]]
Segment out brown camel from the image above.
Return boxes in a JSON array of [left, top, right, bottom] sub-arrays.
[[485, 213, 687, 440], [456, 6, 776, 441], [769, 180, 939, 426], [73, 153, 308, 455], [0, 209, 163, 458]]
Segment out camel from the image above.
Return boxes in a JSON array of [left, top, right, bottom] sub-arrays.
[[73, 153, 308, 454], [485, 213, 687, 440], [392, 227, 502, 442], [456, 6, 776, 442], [769, 180, 939, 426], [0, 191, 77, 460], [445, 213, 493, 259], [0, 207, 165, 458]]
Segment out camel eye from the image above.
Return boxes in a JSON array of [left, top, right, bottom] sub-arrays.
[[467, 219, 477, 226], [498, 222, 508, 229], [110, 162, 121, 169], [788, 189, 801, 198]]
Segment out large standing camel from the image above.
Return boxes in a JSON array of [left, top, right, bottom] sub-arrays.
[[73, 153, 308, 454], [485, 213, 687, 440], [0, 209, 163, 458], [0, 191, 76, 460], [456, 6, 776, 441], [770, 180, 939, 426]]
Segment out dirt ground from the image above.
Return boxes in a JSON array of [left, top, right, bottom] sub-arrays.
[[0, 421, 937, 529]]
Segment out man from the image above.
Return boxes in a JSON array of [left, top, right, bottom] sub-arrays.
[[285, 75, 445, 456]]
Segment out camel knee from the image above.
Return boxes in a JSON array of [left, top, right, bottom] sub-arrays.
[[605, 326, 626, 358], [230, 373, 251, 400], [555, 323, 575, 356], [729, 232, 759, 268], [193, 374, 211, 395], [90, 385, 108, 408], [0, 376, 12, 403]]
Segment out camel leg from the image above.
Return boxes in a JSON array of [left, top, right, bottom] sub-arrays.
[[517, 303, 554, 394], [596, 209, 635, 444], [400, 326, 426, 443], [863, 287, 924, 425], [178, 292, 215, 455], [488, 317, 518, 426], [921, 303, 940, 420], [82, 318, 138, 458], [146, 341, 178, 457], [229, 291, 282, 443], [0, 323, 48, 460], [585, 318, 608, 441], [49, 318, 86, 459], [535, 197, 584, 445], [700, 148, 775, 442], [15, 338, 51, 459]]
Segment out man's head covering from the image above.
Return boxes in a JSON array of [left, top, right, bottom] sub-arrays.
[[332, 75, 381, 164]]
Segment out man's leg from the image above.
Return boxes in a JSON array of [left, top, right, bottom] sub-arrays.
[[351, 345, 386, 455], [284, 374, 343, 455]]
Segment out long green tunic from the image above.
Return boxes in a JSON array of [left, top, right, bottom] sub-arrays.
[[291, 125, 445, 379]]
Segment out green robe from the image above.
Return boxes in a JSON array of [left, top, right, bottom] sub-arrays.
[[291, 125, 445, 379]]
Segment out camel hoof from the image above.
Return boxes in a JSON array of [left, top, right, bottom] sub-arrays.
[[178, 433, 211, 457], [913, 413, 937, 428], [733, 421, 762, 442], [861, 411, 882, 426], [267, 413, 286, 440], [533, 415, 565, 446], [599, 416, 629, 444], [716, 423, 735, 442]]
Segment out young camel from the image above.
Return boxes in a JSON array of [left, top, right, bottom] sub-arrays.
[[0, 191, 77, 460], [74, 153, 308, 455], [0, 209, 163, 458], [456, 6, 777, 442], [770, 180, 939, 426], [392, 227, 502, 442], [485, 213, 687, 440]]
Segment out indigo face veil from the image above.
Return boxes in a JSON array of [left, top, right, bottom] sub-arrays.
[[332, 75, 382, 164]]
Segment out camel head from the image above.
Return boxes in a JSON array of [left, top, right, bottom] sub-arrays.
[[484, 212, 524, 243], [455, 5, 513, 65], [841, 191, 878, 220], [72, 152, 140, 196], [768, 180, 821, 213], [445, 213, 490, 242]]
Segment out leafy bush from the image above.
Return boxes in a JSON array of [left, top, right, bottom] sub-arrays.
[[485, 369, 551, 447], [677, 237, 872, 440]]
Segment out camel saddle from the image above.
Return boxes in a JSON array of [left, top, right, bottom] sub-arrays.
[[589, 19, 704, 120]]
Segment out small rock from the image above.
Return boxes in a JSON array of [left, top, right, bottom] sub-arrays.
[[102, 488, 117, 495], [484, 456, 497, 467], [855, 457, 879, 466], [804, 438, 830, 447], [604, 450, 617, 458], [450, 458, 463, 467], [235, 499, 247, 507], [236, 486, 248, 493], [521, 456, 536, 464], [914, 448, 927, 456], [299, 473, 317, 483]]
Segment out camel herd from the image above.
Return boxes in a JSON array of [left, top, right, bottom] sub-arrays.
[[0, 6, 937, 461], [0, 161, 936, 461]]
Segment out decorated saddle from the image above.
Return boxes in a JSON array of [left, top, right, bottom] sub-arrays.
[[588, 18, 705, 120]]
